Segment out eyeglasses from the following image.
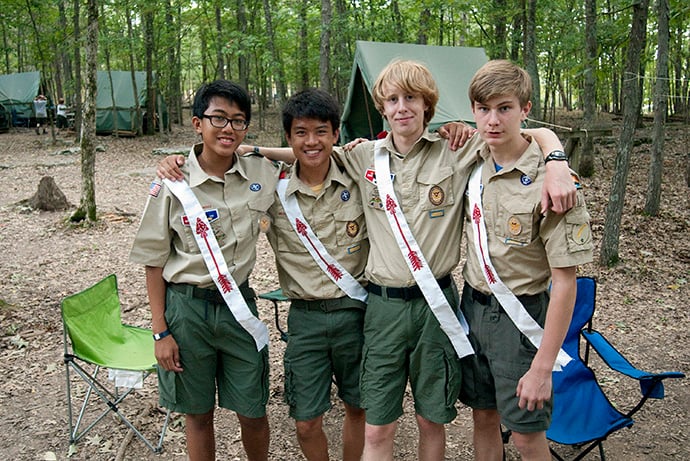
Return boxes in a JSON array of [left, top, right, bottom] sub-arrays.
[[201, 114, 249, 131]]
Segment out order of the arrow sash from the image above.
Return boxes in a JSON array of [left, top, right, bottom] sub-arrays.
[[373, 141, 474, 359], [467, 162, 571, 371], [163, 178, 269, 351], [276, 179, 368, 303]]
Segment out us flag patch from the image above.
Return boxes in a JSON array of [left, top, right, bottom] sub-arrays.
[[149, 181, 162, 198]]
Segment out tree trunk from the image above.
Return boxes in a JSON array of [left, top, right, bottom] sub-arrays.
[[319, 0, 332, 94], [523, 0, 541, 122], [262, 0, 287, 105], [71, 0, 98, 223], [298, 0, 309, 91], [492, 0, 507, 59], [215, 2, 224, 80], [72, 0, 82, 139], [418, 8, 430, 44], [144, 9, 156, 134], [599, 0, 649, 266], [644, 0, 669, 216], [237, 0, 250, 90], [126, 8, 142, 135], [579, 0, 598, 177]]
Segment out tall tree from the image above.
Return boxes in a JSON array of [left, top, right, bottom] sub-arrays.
[[72, 0, 82, 139], [125, 6, 142, 136], [71, 0, 98, 223], [579, 0, 598, 176], [644, 0, 669, 216], [143, 7, 155, 134], [600, 0, 650, 266], [262, 0, 287, 104], [298, 0, 309, 90], [214, 1, 224, 79], [319, 0, 332, 93], [523, 0, 541, 121]]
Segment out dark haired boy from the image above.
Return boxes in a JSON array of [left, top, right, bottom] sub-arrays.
[[130, 80, 281, 461]]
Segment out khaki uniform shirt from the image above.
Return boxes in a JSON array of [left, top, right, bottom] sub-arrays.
[[266, 155, 368, 300], [130, 143, 281, 288], [334, 130, 483, 287], [463, 137, 594, 296]]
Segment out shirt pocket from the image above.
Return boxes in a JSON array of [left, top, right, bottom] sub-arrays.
[[334, 207, 367, 253], [494, 199, 536, 247], [417, 166, 456, 211], [245, 194, 275, 238], [274, 216, 309, 254], [564, 204, 593, 253]]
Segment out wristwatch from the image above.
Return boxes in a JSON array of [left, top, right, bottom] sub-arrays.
[[544, 150, 568, 163], [153, 329, 171, 341]]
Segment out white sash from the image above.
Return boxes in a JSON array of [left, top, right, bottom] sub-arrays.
[[276, 179, 368, 303], [373, 141, 474, 358], [163, 179, 269, 351], [467, 163, 571, 371]]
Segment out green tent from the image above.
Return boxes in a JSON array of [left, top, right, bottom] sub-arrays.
[[96, 70, 167, 135], [0, 71, 41, 124], [340, 41, 489, 143]]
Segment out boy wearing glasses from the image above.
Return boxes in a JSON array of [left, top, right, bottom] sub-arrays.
[[130, 80, 281, 461]]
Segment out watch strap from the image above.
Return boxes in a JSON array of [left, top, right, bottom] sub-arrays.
[[153, 329, 171, 341]]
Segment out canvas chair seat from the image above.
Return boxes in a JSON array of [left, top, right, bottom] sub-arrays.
[[61, 274, 170, 453]]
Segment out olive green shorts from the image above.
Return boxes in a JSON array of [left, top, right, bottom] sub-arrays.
[[157, 284, 269, 418], [458, 284, 552, 433], [360, 283, 462, 426], [284, 300, 365, 421]]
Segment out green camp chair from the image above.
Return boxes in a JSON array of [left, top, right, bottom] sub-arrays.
[[61, 274, 170, 453]]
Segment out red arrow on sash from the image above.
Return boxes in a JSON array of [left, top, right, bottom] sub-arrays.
[[385, 195, 423, 271]]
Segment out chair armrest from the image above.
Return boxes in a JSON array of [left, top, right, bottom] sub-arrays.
[[582, 330, 685, 399]]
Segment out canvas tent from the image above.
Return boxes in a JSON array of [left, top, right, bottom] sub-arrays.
[[340, 41, 489, 143], [0, 71, 41, 126], [96, 70, 167, 135]]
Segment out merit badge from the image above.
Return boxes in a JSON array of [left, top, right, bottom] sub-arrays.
[[520, 174, 533, 186], [258, 213, 272, 233], [369, 189, 383, 209], [346, 220, 359, 237], [508, 216, 522, 235], [341, 190, 351, 202], [428, 185, 445, 206], [249, 182, 262, 192], [572, 223, 591, 245]]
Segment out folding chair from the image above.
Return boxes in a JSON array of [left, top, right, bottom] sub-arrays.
[[61, 274, 171, 453], [546, 276, 685, 460], [258, 288, 289, 342]]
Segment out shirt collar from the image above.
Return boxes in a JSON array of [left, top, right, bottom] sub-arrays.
[[187, 143, 247, 188], [284, 157, 347, 197]]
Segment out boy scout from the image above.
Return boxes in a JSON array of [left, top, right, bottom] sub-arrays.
[[330, 59, 576, 461], [130, 80, 281, 461], [265, 88, 368, 461], [458, 60, 593, 460]]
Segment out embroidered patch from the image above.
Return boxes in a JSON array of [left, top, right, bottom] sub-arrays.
[[572, 223, 591, 245], [341, 190, 351, 202], [364, 168, 394, 186], [520, 174, 532, 186], [572, 173, 582, 190], [508, 216, 522, 235], [346, 220, 359, 237], [181, 209, 219, 226], [369, 189, 384, 209], [428, 185, 445, 206], [258, 213, 272, 233], [428, 209, 445, 219], [347, 243, 361, 254], [249, 182, 262, 192], [149, 181, 162, 198]]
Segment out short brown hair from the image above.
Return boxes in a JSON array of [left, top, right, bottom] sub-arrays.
[[468, 60, 532, 107], [372, 59, 439, 126]]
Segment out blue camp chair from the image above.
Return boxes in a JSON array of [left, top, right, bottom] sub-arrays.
[[546, 276, 685, 460]]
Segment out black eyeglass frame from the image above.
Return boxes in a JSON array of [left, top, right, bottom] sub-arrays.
[[201, 114, 249, 131]]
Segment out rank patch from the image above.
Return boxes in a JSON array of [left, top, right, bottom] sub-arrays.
[[508, 216, 522, 235], [346, 220, 359, 237], [258, 213, 272, 233], [428, 185, 445, 206]]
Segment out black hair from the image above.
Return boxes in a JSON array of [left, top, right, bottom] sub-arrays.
[[282, 88, 340, 135], [192, 80, 251, 123]]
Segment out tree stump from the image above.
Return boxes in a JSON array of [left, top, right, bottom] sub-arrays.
[[25, 176, 72, 211]]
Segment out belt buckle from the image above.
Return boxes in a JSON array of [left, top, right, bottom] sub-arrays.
[[400, 285, 418, 301]]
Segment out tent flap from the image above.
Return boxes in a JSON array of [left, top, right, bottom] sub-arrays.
[[340, 41, 488, 143]]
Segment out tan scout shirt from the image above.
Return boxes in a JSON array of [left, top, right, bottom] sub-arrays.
[[334, 130, 483, 287], [130, 143, 281, 288], [463, 138, 594, 296], [266, 156, 368, 300]]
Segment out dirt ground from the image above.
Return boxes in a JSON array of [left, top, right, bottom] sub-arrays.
[[0, 110, 687, 461]]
